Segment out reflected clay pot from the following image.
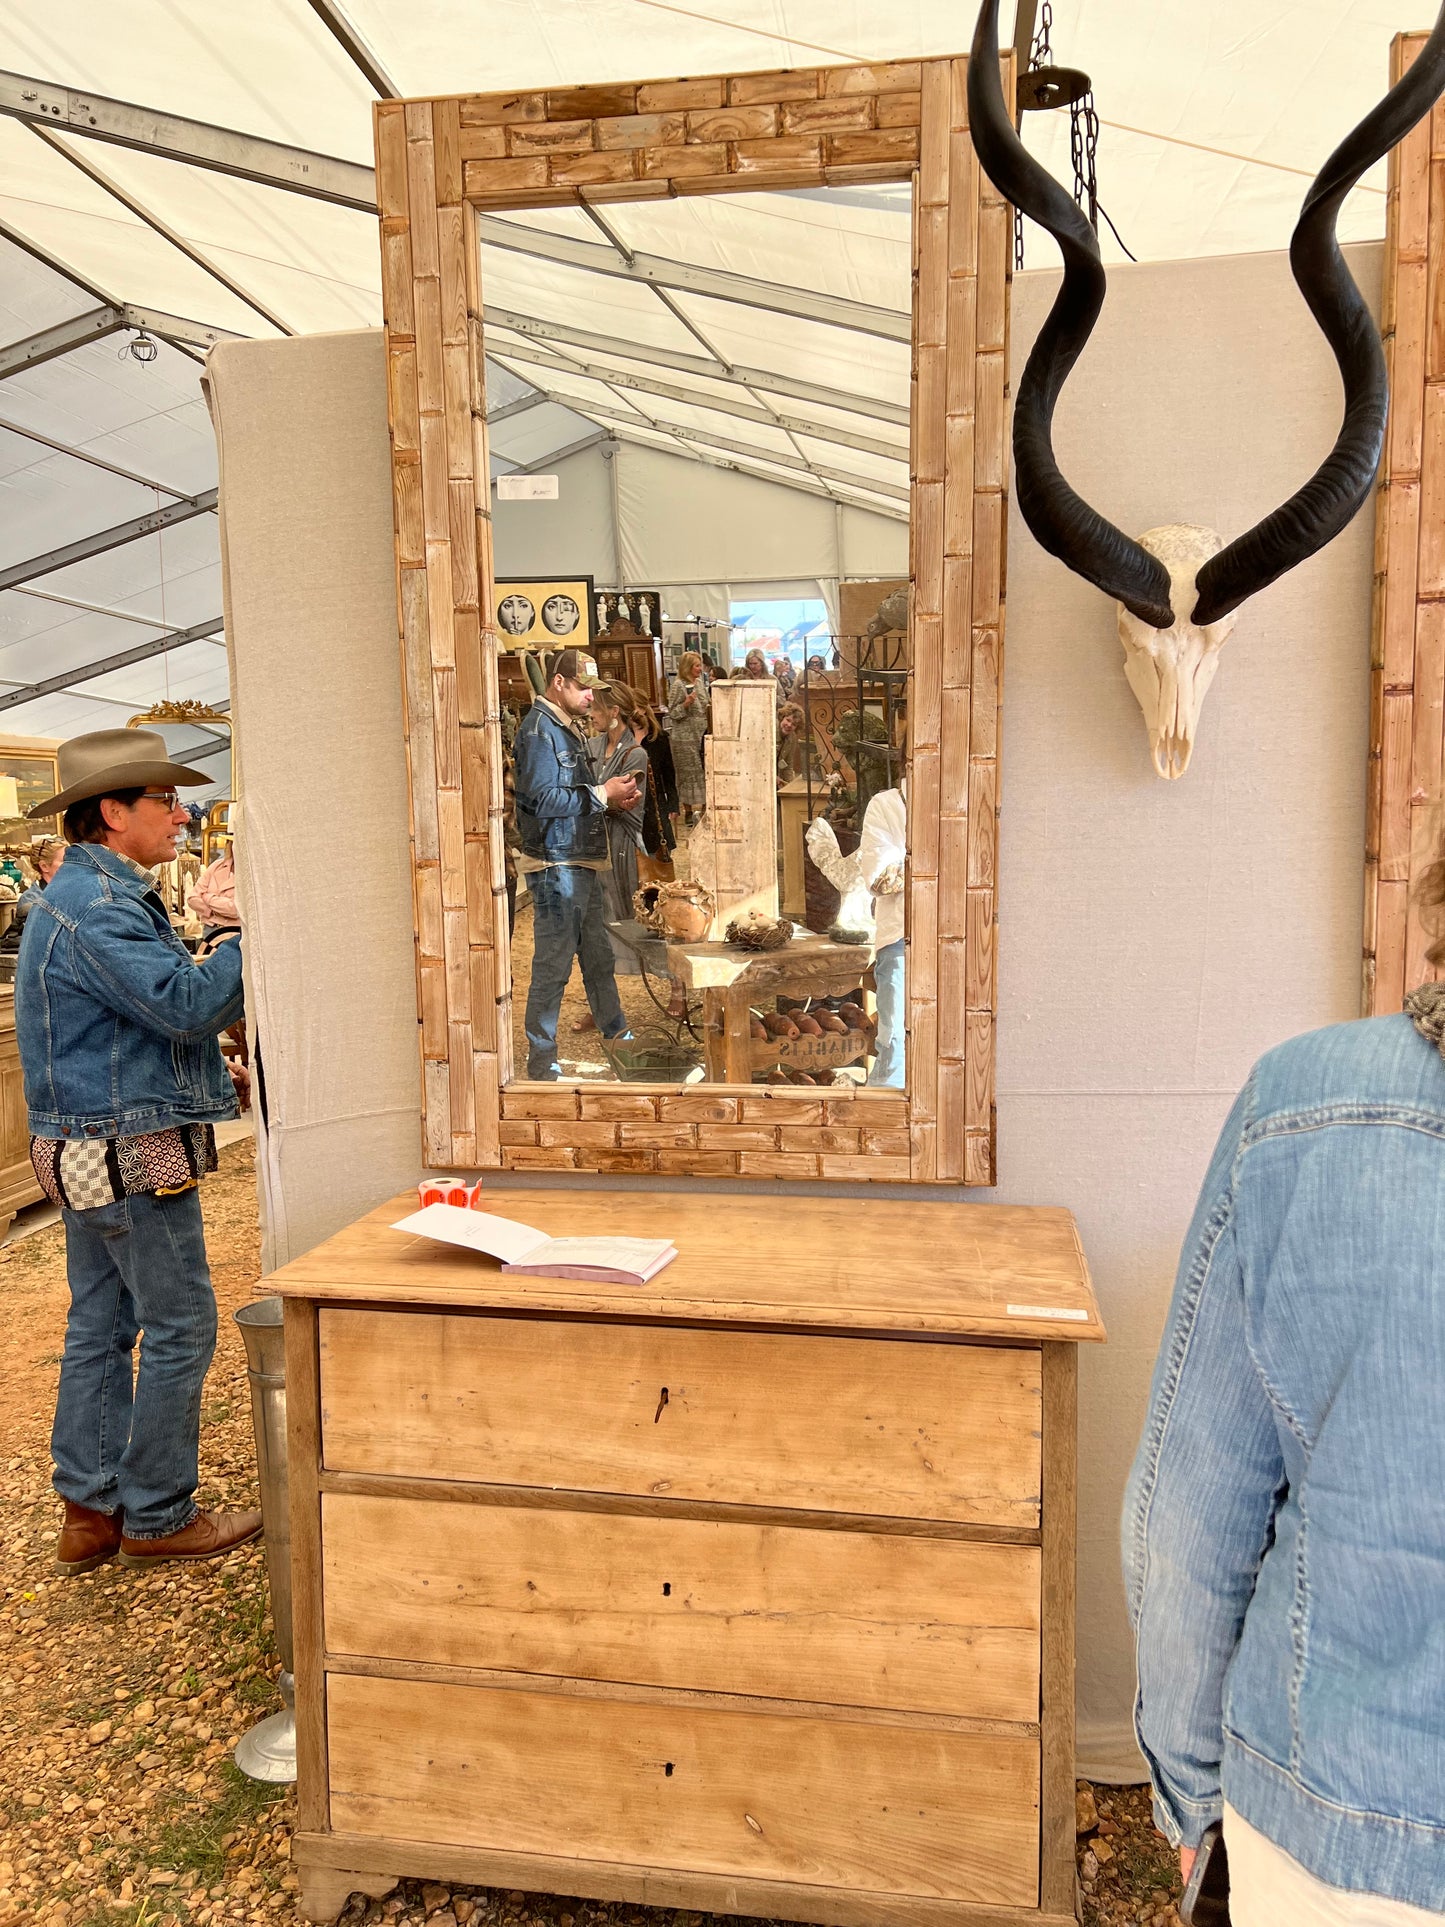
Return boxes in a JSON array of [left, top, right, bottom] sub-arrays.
[[657, 882, 713, 942]]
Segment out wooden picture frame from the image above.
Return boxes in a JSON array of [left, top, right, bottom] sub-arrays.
[[495, 574, 596, 649], [0, 740, 62, 837], [376, 55, 1010, 1184], [1364, 29, 1445, 1012], [596, 589, 663, 641]]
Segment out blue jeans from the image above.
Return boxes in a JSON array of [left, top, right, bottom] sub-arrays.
[[51, 1187, 217, 1539], [868, 939, 906, 1088], [524, 864, 628, 1080]]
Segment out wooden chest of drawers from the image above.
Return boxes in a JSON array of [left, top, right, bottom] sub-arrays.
[[272, 1189, 1102, 1927]]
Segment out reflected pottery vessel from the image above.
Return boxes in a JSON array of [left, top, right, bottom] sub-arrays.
[[656, 880, 713, 942]]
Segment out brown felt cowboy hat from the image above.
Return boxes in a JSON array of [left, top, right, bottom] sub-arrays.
[[29, 728, 213, 819]]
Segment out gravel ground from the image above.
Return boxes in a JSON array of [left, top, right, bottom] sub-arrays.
[[1076, 1784, 1183, 1927], [509, 890, 684, 1082], [0, 1139, 1185, 1927]]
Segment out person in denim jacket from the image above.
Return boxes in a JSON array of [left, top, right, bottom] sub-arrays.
[[513, 649, 639, 1079], [1125, 870, 1445, 1921], [16, 731, 260, 1579]]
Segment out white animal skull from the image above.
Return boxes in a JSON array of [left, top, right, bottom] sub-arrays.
[[1116, 524, 1240, 780]]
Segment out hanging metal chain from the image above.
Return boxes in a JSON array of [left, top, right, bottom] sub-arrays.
[[1016, 2, 1055, 268], [1015, 0, 1135, 268], [1070, 90, 1099, 232], [1070, 87, 1136, 262], [1030, 0, 1054, 70]]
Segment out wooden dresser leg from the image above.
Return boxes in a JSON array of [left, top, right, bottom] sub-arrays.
[[297, 1866, 398, 1923]]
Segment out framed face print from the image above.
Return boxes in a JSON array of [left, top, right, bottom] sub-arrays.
[[494, 577, 595, 650], [595, 589, 662, 639]]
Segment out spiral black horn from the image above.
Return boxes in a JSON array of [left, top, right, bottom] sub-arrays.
[[1192, 4, 1445, 625], [968, 0, 1175, 629]]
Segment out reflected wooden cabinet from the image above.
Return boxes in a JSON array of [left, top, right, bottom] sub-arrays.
[[594, 637, 664, 705], [492, 641, 664, 708], [0, 994, 42, 1236], [277, 1189, 1101, 1927]]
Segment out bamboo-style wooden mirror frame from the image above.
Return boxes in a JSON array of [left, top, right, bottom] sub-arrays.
[[1363, 30, 1444, 1012], [376, 55, 1010, 1185]]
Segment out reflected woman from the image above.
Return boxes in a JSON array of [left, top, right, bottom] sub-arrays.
[[740, 648, 781, 702], [588, 683, 649, 975], [776, 702, 816, 784], [666, 650, 709, 827]]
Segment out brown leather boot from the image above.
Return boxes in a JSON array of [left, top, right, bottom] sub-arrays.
[[56, 1501, 124, 1577], [117, 1508, 263, 1568]]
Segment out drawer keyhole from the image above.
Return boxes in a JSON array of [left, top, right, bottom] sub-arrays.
[[662, 1582, 671, 1596], [664, 1762, 675, 1777], [654, 1386, 669, 1423]]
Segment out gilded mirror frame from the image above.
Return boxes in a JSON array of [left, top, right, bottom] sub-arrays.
[[375, 54, 1010, 1185]]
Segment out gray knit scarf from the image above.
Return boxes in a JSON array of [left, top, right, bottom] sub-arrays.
[[1404, 980, 1445, 1058]]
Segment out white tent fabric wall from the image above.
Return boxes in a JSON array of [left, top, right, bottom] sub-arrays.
[[0, 236, 231, 787], [490, 435, 908, 633], [0, 0, 1414, 753], [491, 445, 618, 585], [0, 1, 1401, 309], [476, 190, 913, 523], [612, 440, 906, 609]]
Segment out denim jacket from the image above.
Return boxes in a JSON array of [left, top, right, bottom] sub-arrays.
[[1124, 1014, 1445, 1910], [513, 700, 607, 866], [16, 843, 243, 1139]]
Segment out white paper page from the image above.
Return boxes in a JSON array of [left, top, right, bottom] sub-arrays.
[[528, 1237, 674, 1270], [392, 1203, 548, 1263]]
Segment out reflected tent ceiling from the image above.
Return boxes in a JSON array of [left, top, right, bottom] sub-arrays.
[[0, 0, 1412, 766]]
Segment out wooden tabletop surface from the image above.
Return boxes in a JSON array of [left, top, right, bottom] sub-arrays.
[[268, 1187, 1104, 1343], [666, 930, 874, 991]]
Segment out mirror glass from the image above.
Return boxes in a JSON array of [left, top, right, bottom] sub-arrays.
[[486, 183, 911, 1090]]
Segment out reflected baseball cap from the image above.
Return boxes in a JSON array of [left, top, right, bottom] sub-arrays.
[[544, 648, 604, 687]]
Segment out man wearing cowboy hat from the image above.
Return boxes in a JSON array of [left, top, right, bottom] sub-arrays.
[[15, 730, 261, 1577]]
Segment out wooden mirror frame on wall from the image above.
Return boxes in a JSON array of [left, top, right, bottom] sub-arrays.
[[376, 54, 1011, 1185], [1364, 30, 1445, 1011]]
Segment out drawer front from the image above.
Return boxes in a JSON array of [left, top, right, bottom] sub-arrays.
[[322, 1493, 1041, 1723], [319, 1310, 1042, 1529], [327, 1672, 1040, 1907]]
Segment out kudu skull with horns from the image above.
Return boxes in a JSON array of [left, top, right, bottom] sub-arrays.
[[969, 0, 1445, 778]]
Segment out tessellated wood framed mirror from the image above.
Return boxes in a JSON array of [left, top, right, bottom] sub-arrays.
[[376, 53, 1010, 1184]]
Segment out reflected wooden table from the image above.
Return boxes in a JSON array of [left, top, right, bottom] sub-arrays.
[[666, 931, 872, 1083]]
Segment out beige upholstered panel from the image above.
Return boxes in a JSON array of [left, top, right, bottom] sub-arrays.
[[207, 331, 421, 1271]]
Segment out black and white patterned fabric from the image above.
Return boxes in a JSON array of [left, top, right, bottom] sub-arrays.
[[30, 1123, 218, 1213]]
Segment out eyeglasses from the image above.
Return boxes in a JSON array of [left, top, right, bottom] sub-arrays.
[[140, 790, 181, 811]]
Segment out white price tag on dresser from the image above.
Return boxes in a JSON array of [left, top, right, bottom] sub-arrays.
[[1006, 1304, 1089, 1320]]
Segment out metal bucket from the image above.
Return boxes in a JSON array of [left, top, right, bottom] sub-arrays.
[[232, 1295, 295, 1783]]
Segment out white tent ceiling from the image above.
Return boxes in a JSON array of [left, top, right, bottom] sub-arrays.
[[0, 0, 1425, 768]]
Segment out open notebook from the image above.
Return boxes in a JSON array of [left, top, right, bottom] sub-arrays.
[[392, 1202, 677, 1285]]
